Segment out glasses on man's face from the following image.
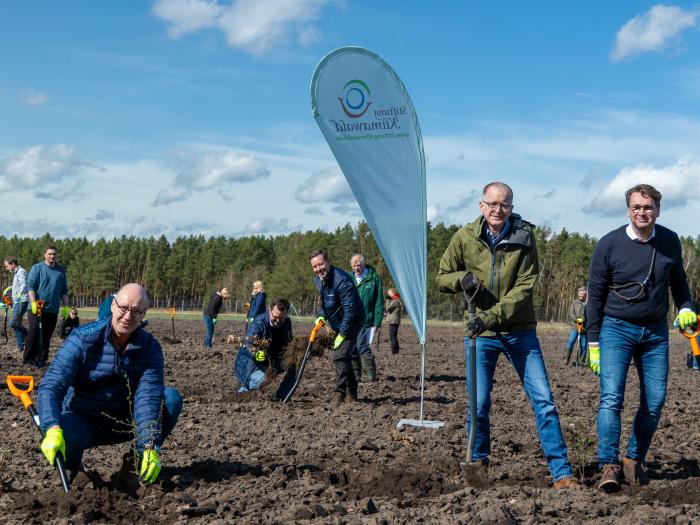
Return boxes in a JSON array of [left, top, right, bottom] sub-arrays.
[[113, 296, 146, 317], [481, 200, 513, 212], [629, 205, 656, 216]]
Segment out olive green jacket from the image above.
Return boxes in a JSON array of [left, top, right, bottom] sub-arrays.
[[436, 214, 538, 335]]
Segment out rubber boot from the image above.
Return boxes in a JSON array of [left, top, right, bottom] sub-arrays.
[[565, 348, 573, 365], [361, 353, 377, 382], [351, 355, 362, 383]]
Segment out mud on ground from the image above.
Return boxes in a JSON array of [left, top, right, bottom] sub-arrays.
[[1, 318, 699, 524]]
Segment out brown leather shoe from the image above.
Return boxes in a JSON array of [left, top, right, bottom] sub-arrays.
[[553, 476, 580, 489], [623, 458, 649, 486], [347, 392, 359, 403], [598, 463, 621, 492]]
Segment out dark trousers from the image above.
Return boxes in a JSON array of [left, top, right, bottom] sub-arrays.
[[24, 311, 58, 364], [333, 335, 358, 396], [389, 324, 400, 354]]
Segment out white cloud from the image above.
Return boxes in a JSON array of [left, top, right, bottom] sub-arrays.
[[294, 167, 353, 203], [89, 209, 115, 221], [19, 89, 49, 107], [610, 4, 699, 62], [0, 145, 98, 201], [153, 0, 330, 55], [153, 149, 270, 206], [152, 0, 223, 37], [586, 158, 700, 216], [242, 217, 295, 235]]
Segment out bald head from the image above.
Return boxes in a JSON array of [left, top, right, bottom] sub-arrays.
[[111, 283, 149, 340]]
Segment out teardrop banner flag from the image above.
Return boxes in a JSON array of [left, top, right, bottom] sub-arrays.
[[311, 47, 443, 429]]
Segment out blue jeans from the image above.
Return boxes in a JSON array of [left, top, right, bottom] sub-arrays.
[[597, 316, 668, 465], [465, 330, 573, 481], [9, 301, 28, 350], [565, 327, 587, 361], [203, 314, 214, 348], [234, 347, 296, 399], [352, 326, 373, 356], [60, 386, 183, 469]]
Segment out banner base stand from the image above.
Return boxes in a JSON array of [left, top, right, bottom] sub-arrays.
[[396, 418, 445, 429]]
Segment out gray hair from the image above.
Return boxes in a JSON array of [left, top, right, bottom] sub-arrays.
[[350, 254, 365, 266], [482, 181, 513, 201]]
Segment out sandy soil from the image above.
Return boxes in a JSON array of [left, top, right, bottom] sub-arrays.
[[1, 317, 699, 524]]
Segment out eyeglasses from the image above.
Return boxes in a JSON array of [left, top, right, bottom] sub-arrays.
[[481, 201, 513, 212], [113, 296, 146, 317], [629, 205, 656, 215]]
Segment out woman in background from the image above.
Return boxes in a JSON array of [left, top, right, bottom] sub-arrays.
[[385, 288, 403, 354]]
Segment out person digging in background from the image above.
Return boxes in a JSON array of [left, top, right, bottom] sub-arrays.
[[37, 283, 183, 486], [565, 287, 588, 365], [24, 244, 70, 368], [586, 183, 695, 492], [234, 298, 295, 399], [349, 254, 383, 382], [310, 249, 364, 407], [4, 255, 29, 354], [58, 307, 80, 339], [203, 287, 230, 349], [247, 281, 267, 324], [437, 181, 578, 490], [385, 288, 403, 354]]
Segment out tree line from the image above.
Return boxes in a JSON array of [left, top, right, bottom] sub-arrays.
[[1, 225, 697, 320]]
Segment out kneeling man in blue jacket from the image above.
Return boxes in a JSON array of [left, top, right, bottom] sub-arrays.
[[38, 283, 182, 484]]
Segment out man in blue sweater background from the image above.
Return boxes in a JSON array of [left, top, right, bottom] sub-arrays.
[[586, 183, 695, 492]]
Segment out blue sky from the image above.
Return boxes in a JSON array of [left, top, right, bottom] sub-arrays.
[[1, 1, 699, 239]]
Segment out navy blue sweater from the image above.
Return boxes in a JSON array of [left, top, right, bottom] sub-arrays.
[[315, 266, 364, 337], [586, 224, 691, 342]]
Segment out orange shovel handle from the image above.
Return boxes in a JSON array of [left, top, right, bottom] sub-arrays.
[[309, 319, 325, 343], [36, 300, 45, 317], [680, 314, 700, 357], [168, 306, 175, 319], [6, 375, 35, 411]]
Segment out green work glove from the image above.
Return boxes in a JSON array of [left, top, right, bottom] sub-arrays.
[[139, 449, 161, 484], [333, 333, 346, 349], [31, 301, 38, 315], [61, 306, 70, 320], [588, 343, 600, 376], [253, 350, 267, 363], [315, 316, 325, 326], [212, 318, 217, 325], [41, 427, 66, 466], [674, 310, 698, 331], [576, 316, 584, 324]]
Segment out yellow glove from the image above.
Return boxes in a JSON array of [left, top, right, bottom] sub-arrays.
[[588, 343, 600, 376], [576, 316, 584, 324], [139, 449, 161, 484], [253, 350, 267, 363], [333, 333, 346, 349], [315, 316, 325, 326], [41, 427, 66, 466], [61, 306, 70, 320], [674, 310, 698, 331], [31, 301, 38, 315]]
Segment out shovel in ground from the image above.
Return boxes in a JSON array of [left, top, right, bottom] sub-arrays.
[[6, 375, 71, 492], [282, 319, 325, 403], [460, 276, 488, 488], [2, 294, 11, 344], [162, 307, 182, 344]]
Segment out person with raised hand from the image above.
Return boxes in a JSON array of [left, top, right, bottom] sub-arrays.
[[37, 283, 182, 486], [310, 249, 364, 407], [586, 184, 694, 492]]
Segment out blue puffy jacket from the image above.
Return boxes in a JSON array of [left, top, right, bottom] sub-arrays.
[[315, 266, 364, 337], [38, 317, 165, 450]]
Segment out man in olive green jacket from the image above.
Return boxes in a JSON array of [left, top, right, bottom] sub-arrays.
[[436, 181, 576, 489], [350, 254, 383, 382]]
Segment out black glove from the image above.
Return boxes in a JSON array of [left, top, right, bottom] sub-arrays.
[[465, 316, 486, 337], [460, 272, 480, 295]]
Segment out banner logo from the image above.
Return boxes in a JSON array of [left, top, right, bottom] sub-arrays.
[[338, 79, 372, 118]]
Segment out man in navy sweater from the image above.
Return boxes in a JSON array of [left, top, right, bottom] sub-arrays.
[[586, 184, 695, 492]]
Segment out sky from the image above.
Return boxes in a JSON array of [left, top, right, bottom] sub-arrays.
[[1, 1, 700, 240]]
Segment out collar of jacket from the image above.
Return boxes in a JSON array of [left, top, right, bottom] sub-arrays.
[[101, 317, 146, 354], [355, 265, 377, 285], [469, 213, 534, 248]]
